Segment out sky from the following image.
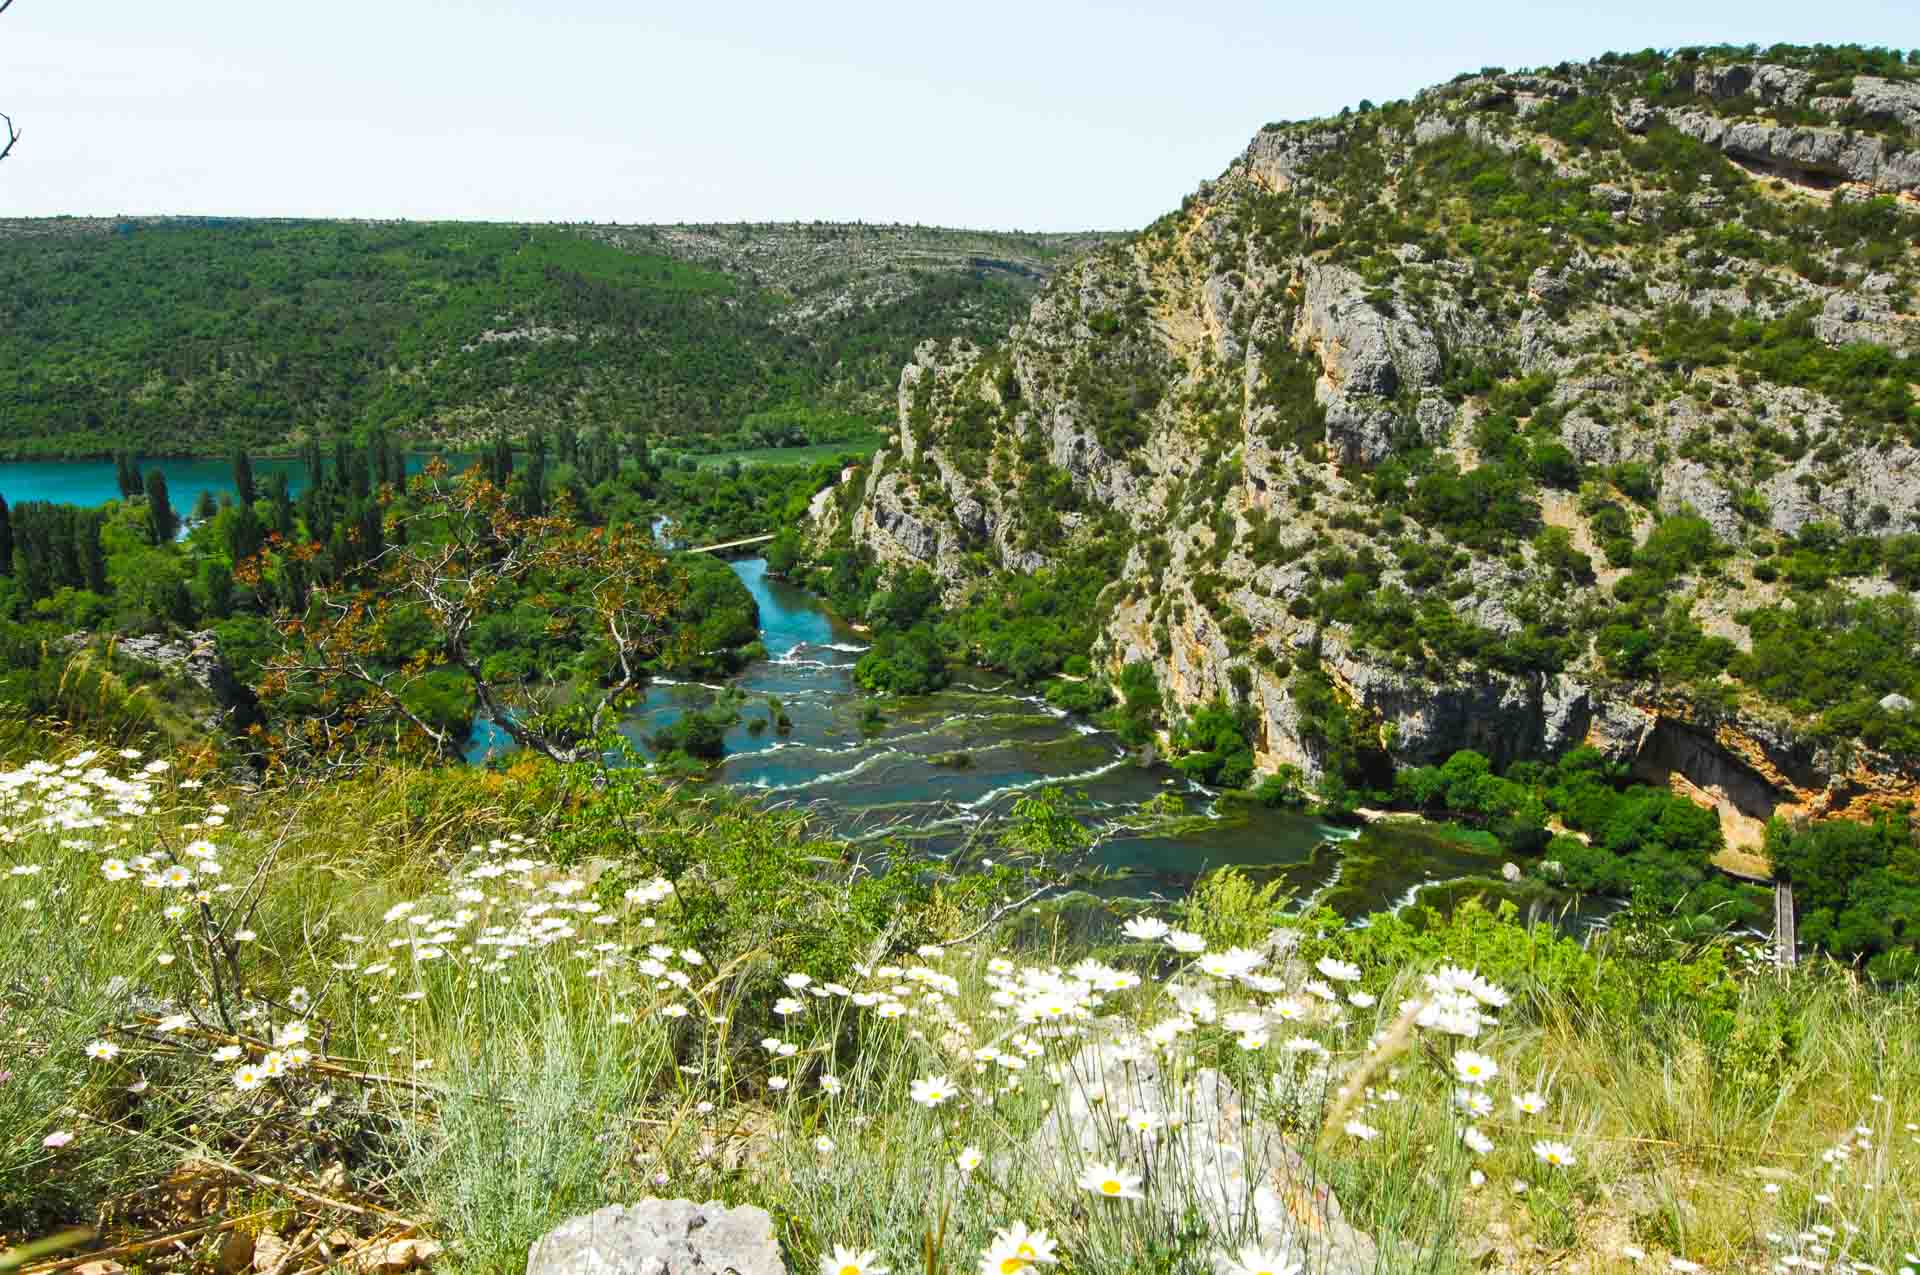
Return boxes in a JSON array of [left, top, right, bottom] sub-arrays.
[[1, 0, 1913, 231]]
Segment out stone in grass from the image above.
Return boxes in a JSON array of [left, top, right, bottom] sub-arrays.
[[1007, 1028, 1379, 1275], [525, 1200, 782, 1275]]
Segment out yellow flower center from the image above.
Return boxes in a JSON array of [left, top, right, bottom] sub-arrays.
[[998, 1259, 1028, 1275], [839, 1266, 860, 1275], [1101, 1179, 1122, 1195], [1016, 1244, 1036, 1258]]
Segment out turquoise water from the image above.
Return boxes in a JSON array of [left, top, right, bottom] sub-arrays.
[[490, 557, 1568, 918], [0, 454, 459, 511]]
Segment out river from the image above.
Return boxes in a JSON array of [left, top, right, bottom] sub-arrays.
[[0, 447, 1580, 920], [479, 557, 1587, 920]]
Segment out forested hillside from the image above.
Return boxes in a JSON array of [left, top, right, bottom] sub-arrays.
[[0, 218, 1108, 457]]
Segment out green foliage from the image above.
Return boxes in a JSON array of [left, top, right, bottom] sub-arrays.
[[1768, 811, 1920, 978], [1735, 592, 1920, 757], [1170, 696, 1257, 789], [0, 222, 1053, 457]]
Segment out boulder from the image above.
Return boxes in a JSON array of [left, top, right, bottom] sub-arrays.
[[524, 1201, 782, 1275], [1007, 1031, 1377, 1275]]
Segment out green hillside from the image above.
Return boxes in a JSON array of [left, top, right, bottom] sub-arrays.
[[0, 218, 1099, 458]]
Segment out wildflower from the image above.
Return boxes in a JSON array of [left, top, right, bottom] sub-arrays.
[[233, 1065, 266, 1091], [1461, 1126, 1494, 1154], [1077, 1162, 1143, 1200], [813, 1135, 836, 1155], [774, 997, 807, 1018], [160, 864, 193, 888], [102, 859, 132, 881], [1344, 1119, 1380, 1142], [783, 972, 813, 990], [43, 1130, 74, 1148], [128, 1077, 149, 1094], [1452, 1050, 1499, 1086], [909, 1075, 958, 1108], [85, 1039, 121, 1062], [955, 1146, 984, 1173], [819, 1075, 844, 1095], [979, 1222, 1059, 1274], [818, 1246, 887, 1275], [1455, 1089, 1493, 1118], [1348, 990, 1377, 1008], [1668, 1261, 1701, 1274], [1219, 1245, 1303, 1275], [1164, 929, 1206, 955], [1621, 1245, 1646, 1262], [1121, 916, 1169, 941], [1532, 1139, 1577, 1168], [1513, 1090, 1547, 1116], [213, 1044, 244, 1062], [1124, 1108, 1163, 1134], [1315, 956, 1362, 982]]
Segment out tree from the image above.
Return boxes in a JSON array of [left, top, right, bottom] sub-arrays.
[[0, 493, 11, 574], [257, 461, 678, 766], [144, 469, 178, 544], [231, 447, 257, 508], [0, 0, 17, 165]]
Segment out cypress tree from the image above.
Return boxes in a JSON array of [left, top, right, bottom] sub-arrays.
[[145, 469, 178, 544], [268, 472, 295, 538], [80, 515, 109, 593], [0, 493, 11, 574], [199, 559, 235, 619], [231, 447, 257, 508]]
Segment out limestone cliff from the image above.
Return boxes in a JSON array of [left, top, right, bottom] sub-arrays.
[[814, 47, 1920, 833]]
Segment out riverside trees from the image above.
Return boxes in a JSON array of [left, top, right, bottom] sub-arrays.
[[256, 461, 679, 767]]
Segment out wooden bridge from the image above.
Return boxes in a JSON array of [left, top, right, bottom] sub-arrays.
[[1774, 882, 1797, 970], [685, 533, 775, 555]]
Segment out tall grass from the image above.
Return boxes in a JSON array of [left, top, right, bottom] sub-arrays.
[[3, 744, 1919, 1275]]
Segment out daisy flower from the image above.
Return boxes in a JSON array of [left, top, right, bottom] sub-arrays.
[[909, 1075, 958, 1108], [85, 1039, 120, 1062], [1532, 1139, 1576, 1168], [818, 1246, 887, 1275], [1452, 1050, 1498, 1086], [1077, 1161, 1143, 1200], [1220, 1246, 1303, 1275]]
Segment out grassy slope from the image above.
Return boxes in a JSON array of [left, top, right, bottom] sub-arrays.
[[2, 741, 1916, 1275]]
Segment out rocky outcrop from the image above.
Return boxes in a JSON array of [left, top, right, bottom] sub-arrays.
[[1667, 109, 1920, 196], [1011, 1029, 1378, 1275], [816, 49, 1920, 834], [524, 1201, 782, 1275]]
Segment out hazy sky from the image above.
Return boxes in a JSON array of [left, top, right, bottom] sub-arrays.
[[1, 1, 1913, 229]]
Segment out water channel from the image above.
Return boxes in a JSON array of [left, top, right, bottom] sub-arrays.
[[492, 556, 1566, 919]]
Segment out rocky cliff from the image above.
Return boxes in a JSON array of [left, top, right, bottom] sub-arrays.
[[813, 46, 1920, 835]]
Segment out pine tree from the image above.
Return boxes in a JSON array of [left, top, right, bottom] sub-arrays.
[[145, 469, 178, 544], [0, 493, 11, 575]]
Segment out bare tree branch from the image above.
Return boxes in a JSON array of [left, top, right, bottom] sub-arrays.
[[0, 1, 17, 165]]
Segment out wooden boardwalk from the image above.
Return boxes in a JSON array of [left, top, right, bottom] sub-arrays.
[[1774, 882, 1797, 970], [686, 533, 775, 554]]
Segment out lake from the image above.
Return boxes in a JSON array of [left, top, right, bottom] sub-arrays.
[[0, 454, 460, 511]]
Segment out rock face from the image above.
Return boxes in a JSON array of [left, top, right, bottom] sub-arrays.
[[1013, 1031, 1377, 1275], [524, 1200, 783, 1275], [814, 49, 1920, 829]]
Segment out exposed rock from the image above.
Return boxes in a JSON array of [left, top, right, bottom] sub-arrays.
[[1012, 1030, 1377, 1275], [1668, 109, 1920, 196], [524, 1200, 782, 1275]]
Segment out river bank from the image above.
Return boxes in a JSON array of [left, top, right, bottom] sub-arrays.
[[473, 556, 1616, 926]]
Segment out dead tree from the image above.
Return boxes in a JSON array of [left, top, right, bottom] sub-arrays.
[[1, 1, 18, 165]]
